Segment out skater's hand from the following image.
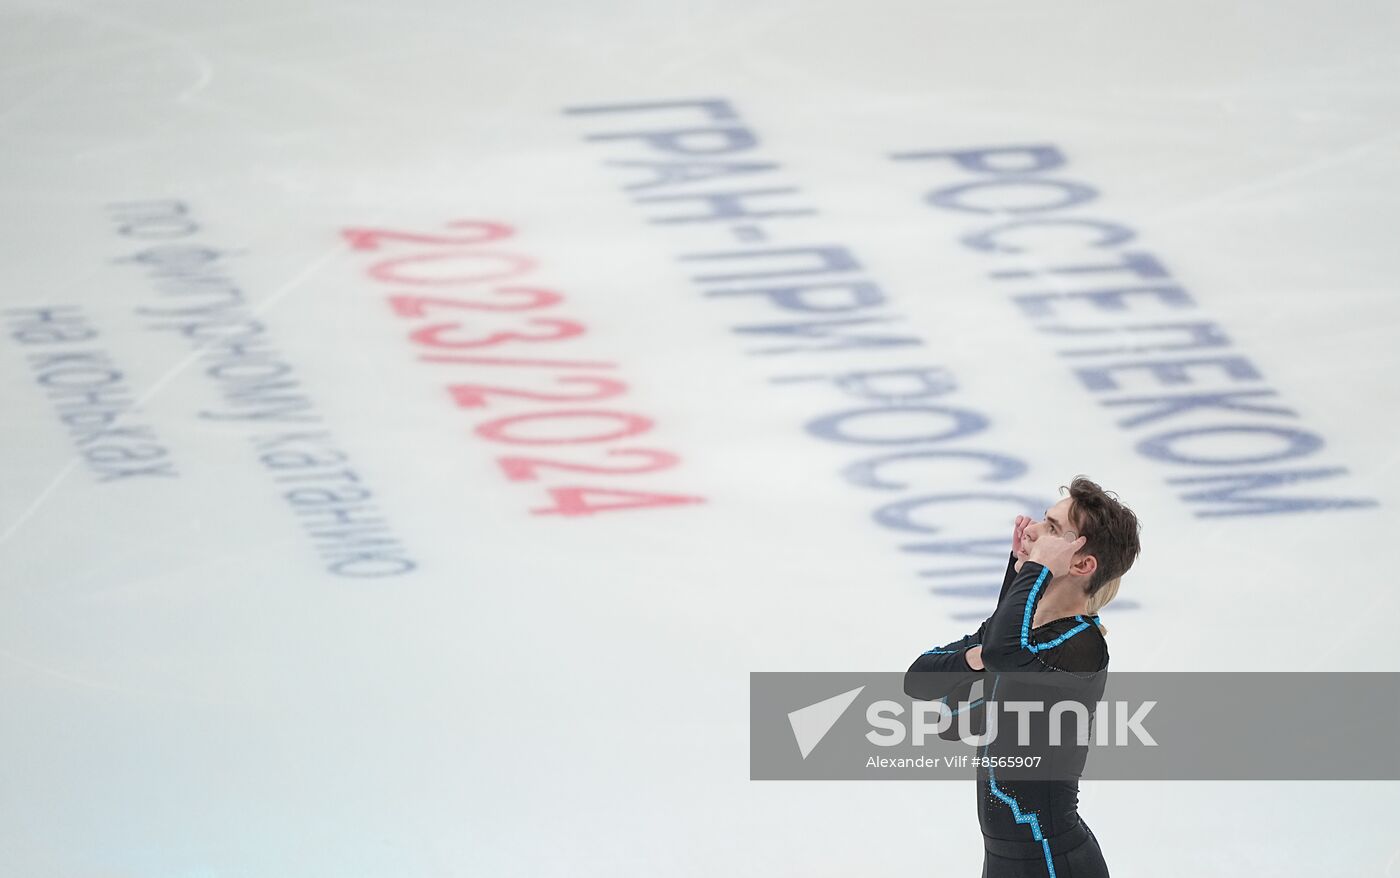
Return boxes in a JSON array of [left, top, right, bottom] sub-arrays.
[[1012, 515, 1031, 571], [965, 645, 984, 671], [1027, 531, 1087, 579], [1011, 515, 1031, 556]]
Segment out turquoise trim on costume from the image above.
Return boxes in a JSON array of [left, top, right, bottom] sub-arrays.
[[983, 675, 1058, 878], [937, 694, 985, 717], [1019, 567, 1052, 647], [1018, 568, 1093, 653], [922, 642, 981, 656], [1030, 621, 1093, 652]]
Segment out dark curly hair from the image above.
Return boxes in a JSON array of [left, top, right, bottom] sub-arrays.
[[1062, 475, 1142, 599]]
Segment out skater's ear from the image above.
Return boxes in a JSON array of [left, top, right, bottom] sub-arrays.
[[1069, 551, 1097, 581]]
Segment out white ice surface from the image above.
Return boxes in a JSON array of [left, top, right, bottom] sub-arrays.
[[1, 1, 1398, 875]]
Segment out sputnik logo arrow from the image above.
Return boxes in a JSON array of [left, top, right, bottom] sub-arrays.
[[787, 686, 865, 759]]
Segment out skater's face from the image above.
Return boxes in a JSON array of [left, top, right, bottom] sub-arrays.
[[1022, 497, 1079, 557]]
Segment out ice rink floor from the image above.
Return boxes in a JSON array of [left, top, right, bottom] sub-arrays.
[[2, 1, 1398, 875]]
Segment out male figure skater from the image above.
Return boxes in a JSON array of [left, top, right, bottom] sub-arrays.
[[905, 476, 1141, 878]]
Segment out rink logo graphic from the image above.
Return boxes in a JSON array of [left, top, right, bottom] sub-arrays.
[[788, 686, 865, 758], [888, 143, 1378, 518], [337, 217, 706, 519]]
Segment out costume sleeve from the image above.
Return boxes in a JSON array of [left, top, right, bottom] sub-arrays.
[[904, 551, 1021, 699], [997, 550, 1019, 605], [904, 621, 987, 701], [981, 559, 1067, 672]]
